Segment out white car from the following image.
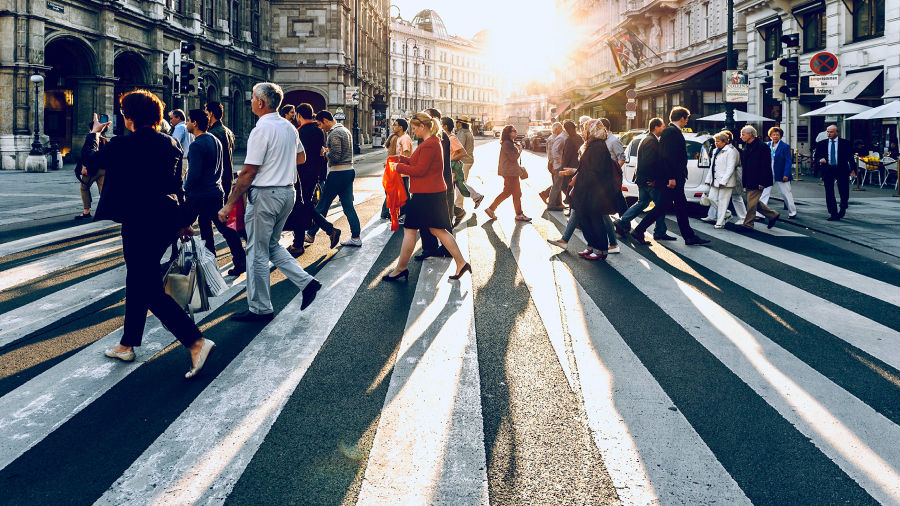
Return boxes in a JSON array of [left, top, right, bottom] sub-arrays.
[[622, 132, 715, 204]]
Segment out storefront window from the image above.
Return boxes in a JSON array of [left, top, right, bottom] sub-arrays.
[[802, 10, 826, 51], [853, 0, 885, 40], [760, 23, 782, 62]]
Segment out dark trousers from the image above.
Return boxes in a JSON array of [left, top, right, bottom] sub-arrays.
[[822, 166, 850, 216], [120, 221, 204, 348], [185, 194, 246, 270], [634, 186, 696, 239], [420, 175, 454, 252], [288, 177, 330, 246], [580, 210, 610, 251]]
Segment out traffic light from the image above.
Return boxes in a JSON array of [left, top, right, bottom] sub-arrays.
[[764, 61, 785, 101], [179, 41, 196, 95], [781, 33, 800, 49], [779, 56, 800, 98]]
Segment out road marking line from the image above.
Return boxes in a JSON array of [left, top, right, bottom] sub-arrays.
[[94, 216, 392, 506], [554, 213, 900, 505], [0, 221, 118, 258], [358, 226, 488, 505], [500, 210, 750, 505], [693, 225, 900, 306], [0, 237, 121, 292]]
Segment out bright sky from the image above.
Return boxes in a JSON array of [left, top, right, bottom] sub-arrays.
[[391, 1, 574, 86]]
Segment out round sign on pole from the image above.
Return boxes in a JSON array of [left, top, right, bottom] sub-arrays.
[[810, 52, 838, 76], [625, 89, 637, 100], [625, 102, 637, 112]]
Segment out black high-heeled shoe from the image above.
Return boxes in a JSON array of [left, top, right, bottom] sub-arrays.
[[449, 263, 471, 280], [382, 269, 409, 282]]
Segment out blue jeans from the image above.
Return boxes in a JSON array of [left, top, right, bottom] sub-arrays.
[[308, 169, 361, 238], [562, 209, 616, 247], [617, 186, 666, 236]]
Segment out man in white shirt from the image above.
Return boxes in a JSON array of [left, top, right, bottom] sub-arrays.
[[169, 109, 193, 176], [546, 122, 568, 210], [218, 82, 321, 322]]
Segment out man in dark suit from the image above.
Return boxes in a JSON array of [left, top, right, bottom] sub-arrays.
[[289, 103, 335, 255], [630, 107, 709, 246], [814, 124, 856, 220], [615, 117, 667, 237]]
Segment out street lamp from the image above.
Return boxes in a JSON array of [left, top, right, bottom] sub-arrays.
[[725, 0, 735, 134], [403, 38, 416, 116], [29, 74, 44, 156], [414, 51, 423, 113], [351, 0, 362, 154]]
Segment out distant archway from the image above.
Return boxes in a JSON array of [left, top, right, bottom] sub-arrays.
[[283, 89, 327, 114], [113, 51, 150, 135], [44, 36, 98, 157]]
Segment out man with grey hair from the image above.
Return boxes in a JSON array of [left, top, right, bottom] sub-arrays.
[[218, 82, 322, 322], [543, 121, 568, 210], [739, 124, 779, 229]]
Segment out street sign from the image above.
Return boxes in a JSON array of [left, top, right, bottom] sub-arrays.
[[723, 70, 750, 103], [625, 110, 636, 119], [810, 52, 838, 76], [166, 50, 178, 74], [334, 108, 346, 121], [814, 87, 834, 95], [345, 86, 359, 105], [625, 102, 636, 112], [809, 75, 839, 88], [625, 89, 637, 100]]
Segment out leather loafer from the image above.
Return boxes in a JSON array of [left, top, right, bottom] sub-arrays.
[[301, 279, 322, 310], [230, 310, 274, 323], [653, 234, 677, 241], [630, 231, 651, 245], [684, 236, 710, 246], [104, 347, 135, 362], [227, 266, 246, 277], [826, 215, 840, 221], [767, 214, 780, 229], [185, 339, 215, 379]]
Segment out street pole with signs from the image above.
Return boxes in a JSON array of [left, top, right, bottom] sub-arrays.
[[352, 0, 360, 154], [725, 0, 735, 135]]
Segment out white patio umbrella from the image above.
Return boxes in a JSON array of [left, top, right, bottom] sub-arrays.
[[801, 100, 872, 117], [845, 100, 900, 121], [695, 110, 775, 122]]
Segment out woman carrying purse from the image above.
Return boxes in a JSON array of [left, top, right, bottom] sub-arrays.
[[484, 125, 531, 222]]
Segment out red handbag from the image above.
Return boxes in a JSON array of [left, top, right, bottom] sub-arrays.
[[226, 197, 245, 232]]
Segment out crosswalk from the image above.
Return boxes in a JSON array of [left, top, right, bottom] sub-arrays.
[[1, 148, 899, 505]]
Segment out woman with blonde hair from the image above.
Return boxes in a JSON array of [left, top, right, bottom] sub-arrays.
[[384, 112, 471, 281]]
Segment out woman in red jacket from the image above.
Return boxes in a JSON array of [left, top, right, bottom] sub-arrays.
[[384, 112, 471, 281]]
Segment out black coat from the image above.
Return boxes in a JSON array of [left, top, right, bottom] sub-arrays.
[[634, 134, 661, 187], [741, 138, 774, 190], [659, 123, 688, 186], [561, 134, 583, 169], [298, 122, 327, 184], [80, 128, 185, 226], [570, 138, 620, 215], [814, 137, 854, 174]]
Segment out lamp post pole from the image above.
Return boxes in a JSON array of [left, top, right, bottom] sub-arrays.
[[404, 37, 416, 116], [352, 0, 361, 154], [414, 52, 423, 113], [725, 0, 735, 134], [449, 81, 453, 119], [30, 74, 44, 156]]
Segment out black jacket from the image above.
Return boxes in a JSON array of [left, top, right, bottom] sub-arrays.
[[814, 137, 854, 174], [570, 138, 620, 215], [207, 121, 234, 192], [740, 138, 774, 190], [561, 134, 583, 170], [634, 134, 661, 187], [80, 128, 185, 225], [298, 122, 327, 184], [659, 123, 688, 186]]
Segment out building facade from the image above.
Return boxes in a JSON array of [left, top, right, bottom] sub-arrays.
[[739, 0, 899, 156], [389, 10, 501, 124], [0, 0, 276, 170], [271, 0, 388, 146], [552, 0, 739, 133]]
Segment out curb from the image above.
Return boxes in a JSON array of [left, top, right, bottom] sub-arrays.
[[768, 195, 899, 259]]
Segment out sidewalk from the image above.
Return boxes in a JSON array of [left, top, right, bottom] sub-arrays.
[[767, 176, 900, 257], [0, 145, 388, 231]]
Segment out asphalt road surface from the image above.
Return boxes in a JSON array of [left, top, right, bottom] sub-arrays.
[[1, 139, 899, 505]]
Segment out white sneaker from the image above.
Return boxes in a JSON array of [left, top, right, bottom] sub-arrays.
[[607, 245, 621, 254], [724, 210, 733, 221], [341, 237, 362, 247]]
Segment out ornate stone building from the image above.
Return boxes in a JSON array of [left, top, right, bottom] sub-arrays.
[[389, 9, 502, 124], [0, 0, 276, 170], [271, 0, 389, 145]]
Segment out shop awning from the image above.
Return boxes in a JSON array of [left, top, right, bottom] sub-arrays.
[[883, 80, 900, 98], [824, 69, 882, 102], [553, 100, 571, 117], [639, 58, 725, 93], [586, 85, 630, 105]]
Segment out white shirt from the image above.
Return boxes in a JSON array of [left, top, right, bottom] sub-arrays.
[[172, 122, 193, 156], [245, 112, 305, 187], [550, 132, 568, 170]]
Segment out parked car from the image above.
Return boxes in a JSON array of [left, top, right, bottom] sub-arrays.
[[618, 129, 647, 148], [622, 131, 714, 203], [524, 126, 553, 151], [491, 122, 507, 138]]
